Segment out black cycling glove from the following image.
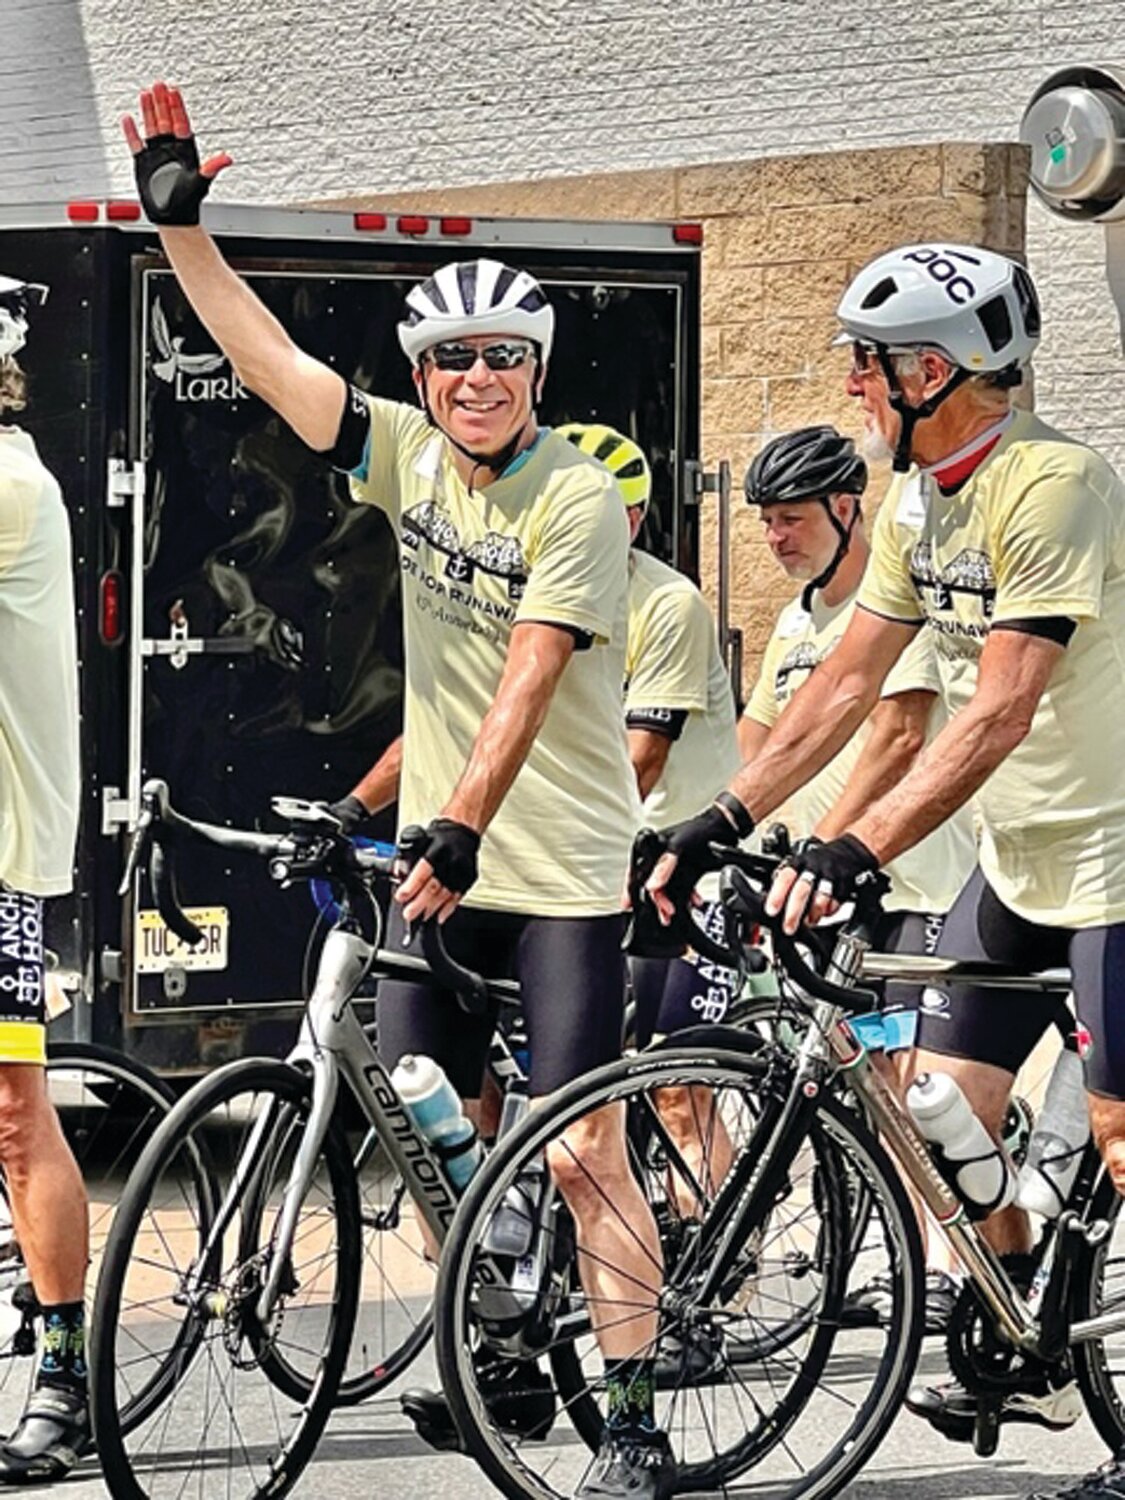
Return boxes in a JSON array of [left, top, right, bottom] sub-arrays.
[[326, 795, 369, 836], [133, 131, 217, 226], [781, 833, 879, 903], [406, 818, 482, 896]]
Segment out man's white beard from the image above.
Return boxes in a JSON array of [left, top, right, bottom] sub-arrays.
[[862, 423, 895, 465]]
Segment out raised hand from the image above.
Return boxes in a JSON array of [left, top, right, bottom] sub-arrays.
[[121, 81, 232, 226]]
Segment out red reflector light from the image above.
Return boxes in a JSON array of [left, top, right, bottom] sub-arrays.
[[440, 217, 472, 236], [67, 202, 99, 223], [106, 201, 142, 221], [100, 571, 124, 645], [673, 222, 704, 245], [397, 215, 429, 235], [353, 212, 387, 231]]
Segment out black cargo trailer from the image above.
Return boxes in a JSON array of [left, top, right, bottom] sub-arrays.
[[0, 200, 702, 1073]]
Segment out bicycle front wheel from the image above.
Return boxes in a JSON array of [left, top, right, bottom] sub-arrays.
[[90, 1058, 360, 1500], [435, 1043, 924, 1500]]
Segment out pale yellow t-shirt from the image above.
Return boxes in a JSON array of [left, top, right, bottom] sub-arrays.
[[350, 398, 640, 915], [859, 408, 1125, 928], [0, 430, 80, 896], [745, 590, 974, 915], [625, 549, 741, 826]]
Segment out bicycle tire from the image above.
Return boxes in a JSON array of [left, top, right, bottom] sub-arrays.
[[435, 1042, 924, 1500], [1068, 1171, 1125, 1450], [0, 1042, 207, 1438], [90, 1058, 360, 1500]]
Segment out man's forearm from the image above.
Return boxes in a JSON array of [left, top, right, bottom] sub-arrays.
[[442, 628, 572, 833], [815, 692, 930, 840], [351, 735, 404, 815], [851, 701, 1023, 863], [730, 666, 877, 822], [159, 227, 292, 393]]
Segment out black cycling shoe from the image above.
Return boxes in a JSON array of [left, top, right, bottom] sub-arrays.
[[0, 1384, 90, 1484], [576, 1429, 677, 1499], [906, 1373, 1081, 1443], [922, 1271, 961, 1336], [654, 1324, 725, 1387], [1027, 1452, 1125, 1499], [401, 1355, 556, 1453]]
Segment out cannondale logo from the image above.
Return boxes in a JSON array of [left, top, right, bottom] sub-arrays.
[[150, 299, 249, 403], [920, 986, 951, 1015]]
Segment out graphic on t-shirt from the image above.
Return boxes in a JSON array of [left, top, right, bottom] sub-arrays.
[[775, 639, 833, 700], [910, 542, 996, 658], [402, 500, 527, 602]]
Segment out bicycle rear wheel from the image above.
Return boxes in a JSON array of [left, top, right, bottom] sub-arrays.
[[435, 1043, 924, 1500], [90, 1058, 360, 1500], [0, 1042, 200, 1437]]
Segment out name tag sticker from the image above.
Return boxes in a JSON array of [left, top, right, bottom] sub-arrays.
[[135, 907, 229, 973], [895, 473, 930, 528]]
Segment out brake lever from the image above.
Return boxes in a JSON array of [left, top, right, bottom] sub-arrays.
[[395, 823, 490, 1015]]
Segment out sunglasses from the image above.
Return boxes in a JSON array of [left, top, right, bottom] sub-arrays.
[[425, 340, 535, 373]]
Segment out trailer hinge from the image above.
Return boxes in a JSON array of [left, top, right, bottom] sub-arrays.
[[101, 785, 134, 835], [107, 458, 144, 509], [683, 459, 729, 507]]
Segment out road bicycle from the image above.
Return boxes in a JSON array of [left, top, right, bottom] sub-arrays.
[[429, 843, 1115, 1500], [89, 779, 523, 1500]]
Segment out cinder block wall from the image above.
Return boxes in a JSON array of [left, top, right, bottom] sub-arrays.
[[331, 141, 1027, 676]]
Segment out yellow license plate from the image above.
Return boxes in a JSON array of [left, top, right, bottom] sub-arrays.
[[135, 907, 229, 973]]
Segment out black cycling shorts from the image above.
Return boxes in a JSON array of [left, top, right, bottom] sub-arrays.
[[377, 903, 627, 1099], [630, 900, 741, 1048], [914, 866, 1123, 1096], [0, 888, 46, 1063]]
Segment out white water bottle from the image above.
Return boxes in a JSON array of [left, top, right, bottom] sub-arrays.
[[1015, 1047, 1090, 1219], [907, 1072, 1016, 1220], [390, 1054, 483, 1192]]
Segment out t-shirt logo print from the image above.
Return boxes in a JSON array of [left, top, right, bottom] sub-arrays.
[[775, 640, 831, 699], [402, 501, 528, 601], [911, 542, 996, 616]]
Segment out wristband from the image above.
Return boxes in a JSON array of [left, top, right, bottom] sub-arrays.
[[713, 791, 755, 840]]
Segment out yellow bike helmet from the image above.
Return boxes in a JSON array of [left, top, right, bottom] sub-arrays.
[[558, 422, 652, 517]]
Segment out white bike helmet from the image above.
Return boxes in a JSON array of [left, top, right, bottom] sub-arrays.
[[835, 244, 1040, 470], [398, 258, 555, 366], [0, 276, 48, 360]]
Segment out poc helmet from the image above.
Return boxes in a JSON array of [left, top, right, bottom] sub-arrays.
[[557, 422, 652, 517], [746, 426, 868, 609], [0, 277, 48, 360], [836, 244, 1041, 471]]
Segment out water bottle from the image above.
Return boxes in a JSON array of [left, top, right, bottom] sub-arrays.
[[1015, 1047, 1090, 1219], [481, 1087, 547, 1258], [907, 1072, 1016, 1220], [390, 1054, 482, 1192]]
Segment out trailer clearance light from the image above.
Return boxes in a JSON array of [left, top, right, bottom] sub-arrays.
[[67, 203, 100, 223], [353, 213, 388, 231], [397, 216, 429, 236], [100, 570, 124, 645], [440, 217, 473, 236], [106, 201, 142, 221], [673, 223, 704, 245]]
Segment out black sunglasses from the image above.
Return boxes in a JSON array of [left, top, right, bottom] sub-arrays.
[[426, 340, 534, 373]]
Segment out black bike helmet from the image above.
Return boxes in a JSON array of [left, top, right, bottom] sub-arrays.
[[745, 426, 868, 609]]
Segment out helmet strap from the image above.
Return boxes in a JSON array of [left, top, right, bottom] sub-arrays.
[[875, 347, 971, 473], [800, 496, 859, 612]]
